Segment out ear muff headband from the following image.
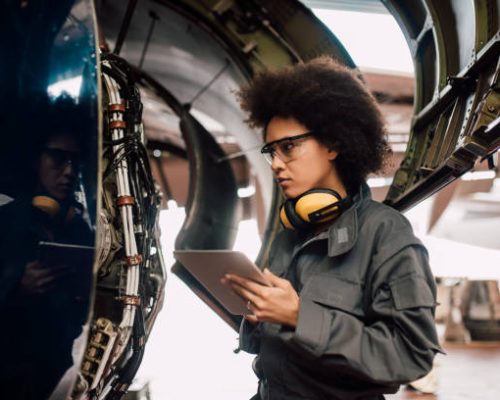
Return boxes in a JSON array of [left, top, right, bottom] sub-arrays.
[[279, 188, 352, 230]]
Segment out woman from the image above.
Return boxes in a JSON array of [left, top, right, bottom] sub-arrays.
[[223, 57, 442, 400], [0, 98, 94, 399]]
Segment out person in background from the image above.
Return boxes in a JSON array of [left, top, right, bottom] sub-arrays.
[[223, 56, 443, 400], [0, 97, 94, 400]]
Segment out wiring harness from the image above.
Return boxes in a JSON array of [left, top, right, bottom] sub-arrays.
[[73, 53, 166, 400]]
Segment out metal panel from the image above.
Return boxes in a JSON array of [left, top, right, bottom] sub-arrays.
[[383, 0, 500, 210]]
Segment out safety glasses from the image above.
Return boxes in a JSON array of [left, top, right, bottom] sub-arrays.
[[43, 147, 82, 171], [260, 131, 314, 165]]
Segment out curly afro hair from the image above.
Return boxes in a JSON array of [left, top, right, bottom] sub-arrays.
[[237, 56, 392, 191]]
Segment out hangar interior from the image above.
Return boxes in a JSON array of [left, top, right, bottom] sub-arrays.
[[0, 0, 499, 399], [99, 0, 500, 398]]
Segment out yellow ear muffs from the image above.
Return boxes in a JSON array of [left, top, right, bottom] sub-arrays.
[[295, 190, 342, 224], [280, 197, 311, 230], [32, 195, 61, 218], [279, 189, 352, 230], [280, 206, 293, 230], [32, 195, 76, 223]]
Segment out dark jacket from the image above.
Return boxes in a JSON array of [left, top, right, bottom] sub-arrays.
[[239, 182, 443, 400], [0, 196, 94, 399]]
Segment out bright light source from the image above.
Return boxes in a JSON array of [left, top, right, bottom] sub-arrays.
[[153, 149, 162, 158], [190, 108, 226, 133], [158, 206, 186, 266], [367, 177, 392, 188], [167, 199, 179, 209], [312, 9, 413, 74], [461, 170, 496, 181], [391, 143, 408, 152], [423, 235, 500, 279], [216, 136, 238, 144], [238, 185, 256, 198], [47, 76, 83, 98], [388, 134, 410, 142], [233, 219, 262, 261], [492, 178, 500, 192]]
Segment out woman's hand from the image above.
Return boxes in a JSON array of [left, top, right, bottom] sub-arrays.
[[19, 260, 70, 296], [221, 269, 300, 328]]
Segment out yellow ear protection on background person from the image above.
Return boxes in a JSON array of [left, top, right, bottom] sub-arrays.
[[279, 188, 353, 230], [32, 195, 77, 223]]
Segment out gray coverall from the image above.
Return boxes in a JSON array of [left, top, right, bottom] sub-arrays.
[[239, 182, 443, 400]]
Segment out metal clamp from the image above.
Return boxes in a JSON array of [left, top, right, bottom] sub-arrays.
[[110, 120, 126, 129], [117, 195, 135, 206], [125, 254, 143, 266], [109, 103, 126, 112], [122, 295, 141, 306]]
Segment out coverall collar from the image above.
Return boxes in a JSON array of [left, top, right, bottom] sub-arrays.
[[325, 181, 371, 257], [280, 182, 372, 268]]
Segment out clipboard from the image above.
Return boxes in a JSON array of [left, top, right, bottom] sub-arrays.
[[173, 250, 270, 315]]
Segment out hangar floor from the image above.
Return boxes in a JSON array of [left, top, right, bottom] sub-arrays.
[[387, 341, 500, 400]]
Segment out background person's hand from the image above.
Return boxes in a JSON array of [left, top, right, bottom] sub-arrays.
[[222, 269, 300, 327], [19, 260, 71, 296]]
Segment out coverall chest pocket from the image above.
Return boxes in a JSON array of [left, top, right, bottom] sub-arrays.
[[301, 274, 365, 319]]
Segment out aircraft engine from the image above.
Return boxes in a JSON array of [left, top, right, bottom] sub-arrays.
[[73, 53, 166, 400], [0, 0, 498, 399]]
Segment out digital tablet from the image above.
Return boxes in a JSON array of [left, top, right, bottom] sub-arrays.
[[38, 241, 95, 268], [38, 241, 95, 298], [173, 250, 270, 315]]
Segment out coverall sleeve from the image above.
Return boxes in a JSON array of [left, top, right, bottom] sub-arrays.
[[239, 231, 288, 354], [239, 318, 261, 354], [283, 244, 443, 384]]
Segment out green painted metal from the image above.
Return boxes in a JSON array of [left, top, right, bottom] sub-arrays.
[[156, 0, 355, 74], [383, 0, 500, 211]]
